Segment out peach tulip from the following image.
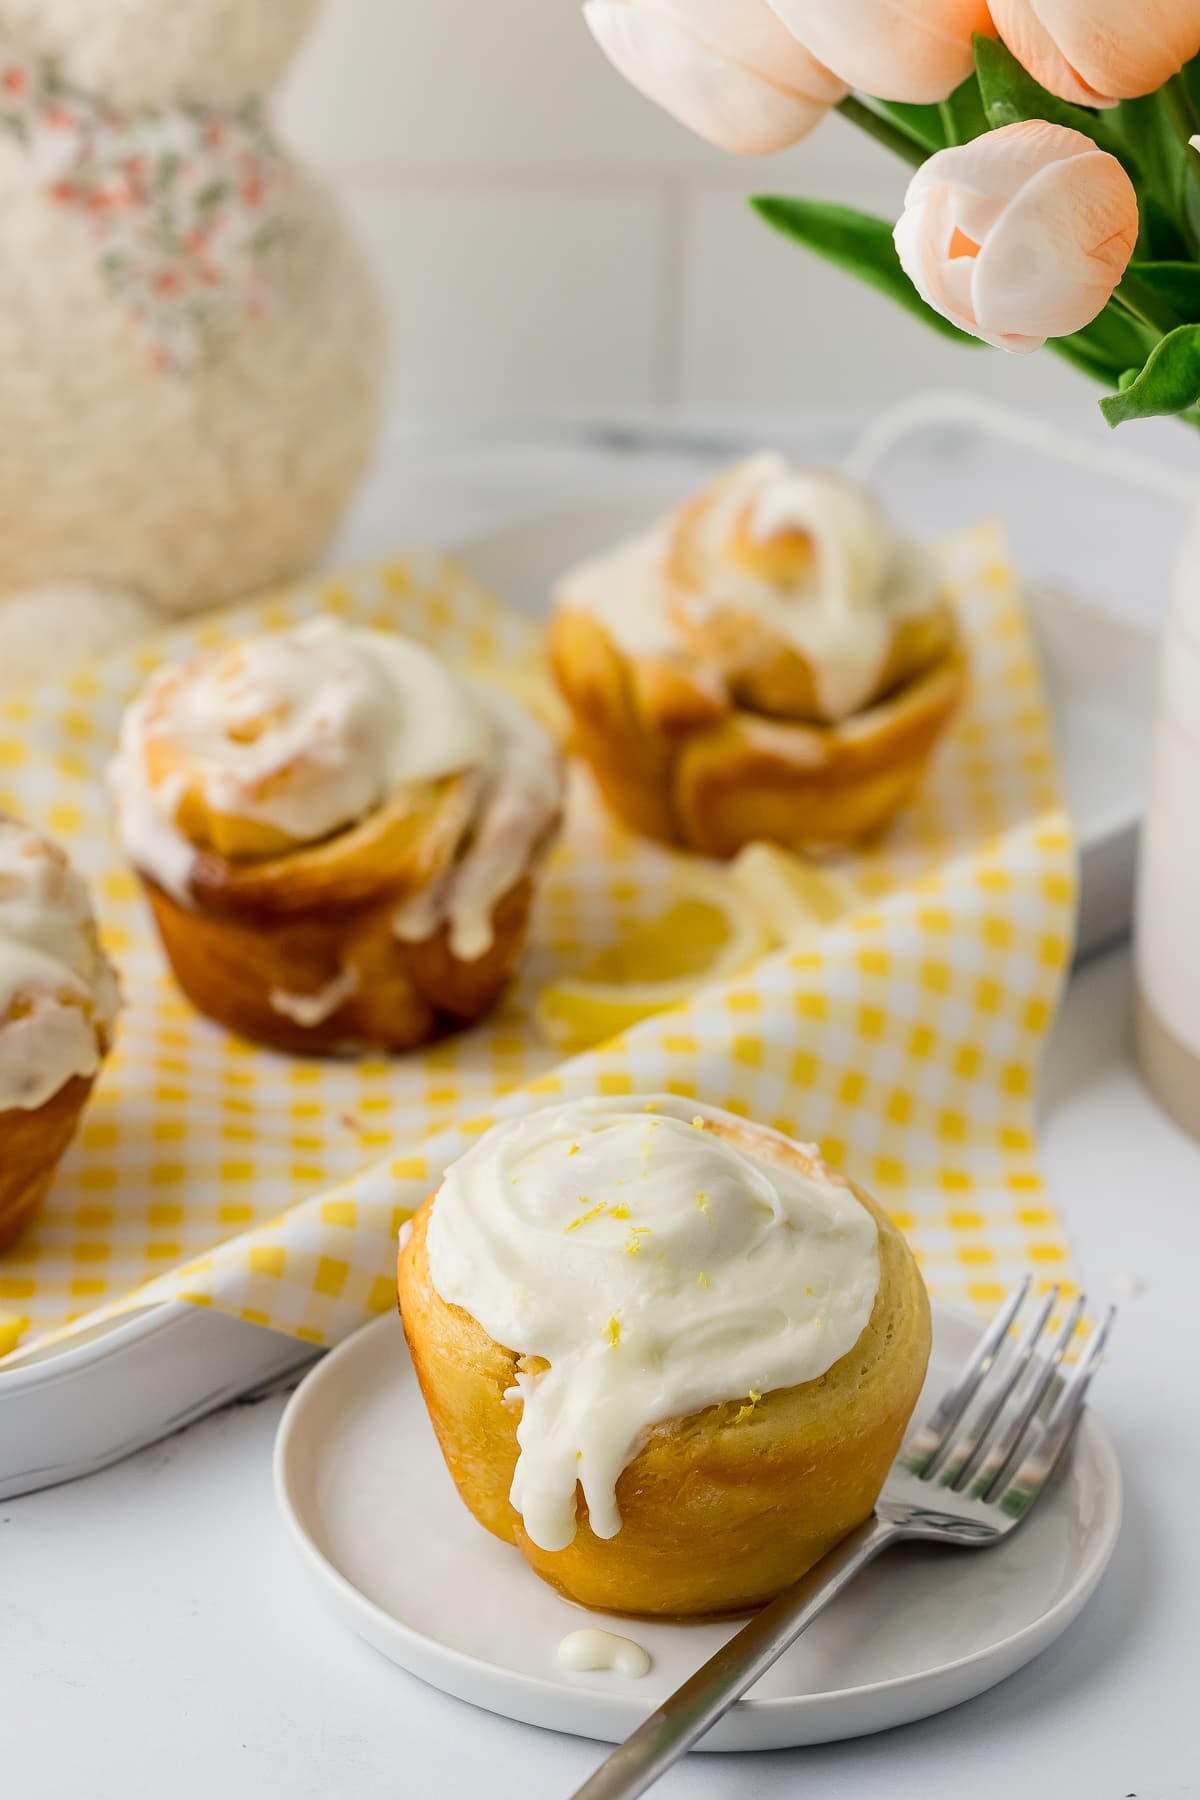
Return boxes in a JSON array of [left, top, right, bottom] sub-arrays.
[[991, 0, 1200, 107], [893, 121, 1139, 352], [583, 0, 847, 156], [766, 0, 995, 106]]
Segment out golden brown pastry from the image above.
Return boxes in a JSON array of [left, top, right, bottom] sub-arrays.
[[398, 1096, 931, 1619], [550, 456, 966, 856], [110, 618, 563, 1055], [0, 815, 119, 1250]]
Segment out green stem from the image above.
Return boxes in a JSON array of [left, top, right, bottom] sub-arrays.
[[1162, 73, 1200, 258], [938, 100, 959, 147], [1163, 72, 1200, 146], [1114, 272, 1184, 338], [837, 96, 927, 168]]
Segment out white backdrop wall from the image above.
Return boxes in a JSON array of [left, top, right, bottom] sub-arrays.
[[278, 1, 1090, 418]]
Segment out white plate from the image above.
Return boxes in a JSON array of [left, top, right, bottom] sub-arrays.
[[273, 1303, 1122, 1752]]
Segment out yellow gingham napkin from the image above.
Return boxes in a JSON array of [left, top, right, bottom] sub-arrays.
[[0, 525, 1075, 1359]]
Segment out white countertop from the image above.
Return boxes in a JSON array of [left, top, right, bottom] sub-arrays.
[[6, 412, 1200, 1799], [7, 947, 1197, 1800]]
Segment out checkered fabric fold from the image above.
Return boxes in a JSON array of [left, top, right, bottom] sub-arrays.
[[0, 526, 1075, 1359]]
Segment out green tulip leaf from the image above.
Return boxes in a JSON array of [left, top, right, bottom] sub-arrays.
[[876, 80, 987, 152], [1183, 49, 1200, 116], [750, 197, 982, 347], [1136, 192, 1194, 265], [1125, 262, 1200, 323], [973, 35, 1119, 157], [874, 100, 946, 153], [1068, 298, 1155, 375], [944, 75, 988, 144], [1100, 324, 1200, 426]]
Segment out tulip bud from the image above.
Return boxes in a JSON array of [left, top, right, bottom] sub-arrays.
[[584, 0, 846, 156], [766, 0, 995, 106], [991, 0, 1200, 107], [893, 121, 1139, 353]]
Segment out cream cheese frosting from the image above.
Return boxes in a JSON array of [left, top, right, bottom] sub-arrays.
[[671, 454, 944, 721], [392, 684, 564, 963], [552, 525, 691, 660], [424, 1095, 880, 1553], [554, 457, 943, 724], [110, 618, 562, 963], [557, 1629, 651, 1678], [0, 817, 119, 1111]]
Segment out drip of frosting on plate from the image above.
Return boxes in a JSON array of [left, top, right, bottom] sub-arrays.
[[110, 619, 562, 962], [557, 1630, 651, 1678], [0, 816, 119, 1110], [672, 454, 943, 721], [425, 1095, 880, 1554]]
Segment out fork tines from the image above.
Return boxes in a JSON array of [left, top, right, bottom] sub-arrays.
[[902, 1280, 1116, 1517]]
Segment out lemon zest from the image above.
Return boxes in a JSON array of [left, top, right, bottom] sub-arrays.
[[564, 1201, 605, 1234], [731, 1388, 763, 1425]]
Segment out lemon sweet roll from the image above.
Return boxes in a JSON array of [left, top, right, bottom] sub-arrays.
[[110, 618, 563, 1053], [399, 1095, 931, 1617], [0, 814, 120, 1249], [550, 455, 966, 856]]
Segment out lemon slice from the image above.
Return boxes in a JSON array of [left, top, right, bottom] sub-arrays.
[[729, 842, 856, 947], [0, 1310, 28, 1358], [536, 875, 772, 1053]]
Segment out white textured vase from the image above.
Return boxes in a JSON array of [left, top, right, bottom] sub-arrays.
[[1134, 510, 1200, 1137], [0, 0, 385, 687]]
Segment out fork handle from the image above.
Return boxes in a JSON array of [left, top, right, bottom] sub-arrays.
[[569, 1516, 899, 1800]]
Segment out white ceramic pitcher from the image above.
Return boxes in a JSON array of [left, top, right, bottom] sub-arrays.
[[1135, 510, 1200, 1138]]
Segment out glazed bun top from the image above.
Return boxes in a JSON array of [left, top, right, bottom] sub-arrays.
[[111, 618, 563, 962], [115, 620, 496, 856], [424, 1096, 880, 1552], [553, 455, 948, 726], [664, 455, 945, 721], [0, 815, 119, 1111]]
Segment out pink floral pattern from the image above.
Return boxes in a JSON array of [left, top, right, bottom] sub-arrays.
[[0, 40, 290, 372]]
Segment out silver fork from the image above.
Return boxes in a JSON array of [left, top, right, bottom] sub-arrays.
[[570, 1279, 1115, 1799]]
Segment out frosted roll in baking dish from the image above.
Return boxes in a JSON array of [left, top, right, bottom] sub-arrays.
[[0, 815, 119, 1250]]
